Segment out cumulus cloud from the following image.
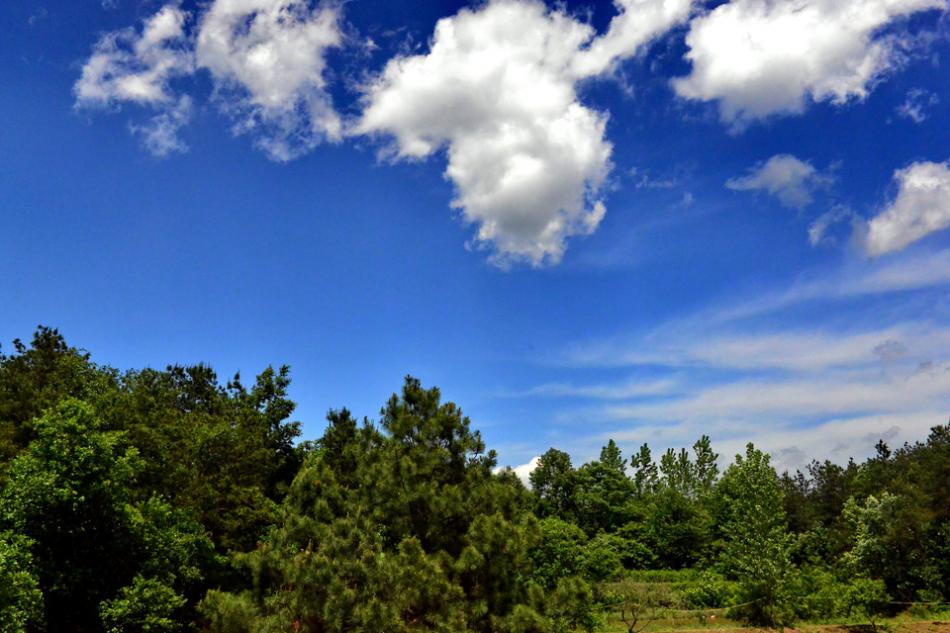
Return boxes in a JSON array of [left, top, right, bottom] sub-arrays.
[[673, 0, 946, 125], [726, 154, 831, 209], [75, 4, 195, 156], [865, 160, 950, 256], [510, 456, 540, 486], [195, 0, 343, 161], [76, 0, 343, 161], [75, 4, 193, 107], [356, 0, 694, 266]]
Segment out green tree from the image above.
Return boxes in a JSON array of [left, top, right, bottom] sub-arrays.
[[692, 435, 719, 495], [573, 442, 637, 535], [0, 399, 212, 633], [715, 444, 794, 626], [202, 378, 554, 633], [0, 327, 116, 468], [529, 517, 588, 589], [629, 444, 658, 498], [530, 448, 576, 520]]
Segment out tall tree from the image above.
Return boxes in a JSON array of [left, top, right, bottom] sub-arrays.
[[202, 378, 555, 633], [530, 448, 577, 520], [715, 444, 794, 626], [629, 444, 658, 498]]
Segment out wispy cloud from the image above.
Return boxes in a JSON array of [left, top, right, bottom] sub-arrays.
[[520, 247, 950, 471], [726, 154, 833, 209]]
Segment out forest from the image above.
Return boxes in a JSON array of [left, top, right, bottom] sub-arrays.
[[0, 327, 948, 633]]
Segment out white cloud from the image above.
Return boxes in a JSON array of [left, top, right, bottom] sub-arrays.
[[565, 321, 950, 372], [608, 359, 950, 423], [865, 160, 950, 256], [356, 0, 693, 266], [896, 87, 939, 123], [75, 4, 193, 107], [195, 0, 343, 161], [726, 154, 831, 209], [130, 95, 193, 157], [569, 0, 695, 77], [508, 377, 677, 400], [550, 320, 950, 471], [673, 0, 946, 125], [808, 204, 855, 246], [630, 166, 677, 189], [509, 456, 540, 486]]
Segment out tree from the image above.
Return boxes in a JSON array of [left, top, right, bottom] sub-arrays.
[[600, 440, 625, 473], [644, 487, 710, 569], [529, 517, 587, 589], [0, 326, 116, 468], [530, 448, 576, 520], [659, 448, 694, 496], [715, 444, 794, 627], [201, 378, 556, 633], [692, 435, 719, 495], [573, 442, 637, 535], [0, 399, 212, 633], [629, 444, 658, 498]]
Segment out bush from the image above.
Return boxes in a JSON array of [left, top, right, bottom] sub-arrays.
[[583, 533, 625, 583], [681, 571, 735, 609], [99, 576, 187, 633], [530, 517, 587, 589]]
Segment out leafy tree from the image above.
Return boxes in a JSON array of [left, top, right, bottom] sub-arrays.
[[530, 448, 576, 520], [530, 517, 587, 589], [715, 443, 794, 626], [581, 533, 625, 583], [659, 448, 694, 496], [99, 576, 188, 633], [0, 327, 116, 468], [0, 399, 212, 633], [573, 442, 637, 535], [600, 439, 625, 473], [644, 487, 710, 569]]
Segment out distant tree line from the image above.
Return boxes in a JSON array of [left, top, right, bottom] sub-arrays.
[[0, 327, 947, 632]]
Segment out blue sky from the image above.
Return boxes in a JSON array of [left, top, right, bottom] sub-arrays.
[[2, 0, 949, 475]]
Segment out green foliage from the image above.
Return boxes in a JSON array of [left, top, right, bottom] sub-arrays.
[[0, 326, 117, 466], [99, 576, 188, 633], [201, 378, 547, 633], [530, 517, 587, 589], [547, 576, 600, 633], [680, 571, 735, 609], [572, 442, 637, 535], [530, 448, 576, 520], [0, 399, 212, 633], [643, 487, 710, 569], [582, 533, 625, 583], [716, 443, 795, 627], [0, 530, 43, 633]]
